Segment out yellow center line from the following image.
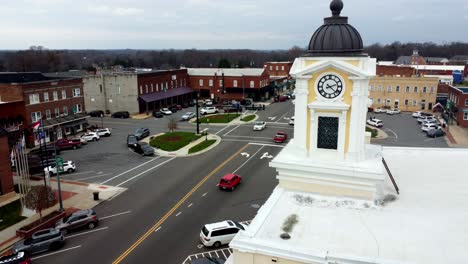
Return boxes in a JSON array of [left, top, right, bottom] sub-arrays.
[[113, 144, 250, 264]]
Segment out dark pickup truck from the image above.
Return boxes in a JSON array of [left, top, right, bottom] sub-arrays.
[[55, 138, 82, 150]]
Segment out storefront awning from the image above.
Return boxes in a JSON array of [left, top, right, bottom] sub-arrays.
[[138, 87, 194, 103], [42, 113, 89, 129]]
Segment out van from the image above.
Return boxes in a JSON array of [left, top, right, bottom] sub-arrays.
[[199, 220, 247, 247]]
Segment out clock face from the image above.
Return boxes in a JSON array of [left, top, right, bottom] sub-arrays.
[[317, 74, 344, 99]]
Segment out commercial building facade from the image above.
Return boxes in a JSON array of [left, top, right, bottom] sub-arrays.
[[264, 62, 293, 78], [447, 86, 468, 127], [369, 66, 439, 112], [83, 69, 192, 114], [187, 68, 271, 102], [0, 73, 87, 147]]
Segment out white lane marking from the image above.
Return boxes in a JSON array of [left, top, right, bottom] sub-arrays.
[[221, 249, 228, 258], [31, 245, 82, 260], [176, 212, 182, 217], [248, 142, 286, 148], [202, 192, 208, 197], [100, 210, 132, 220], [60, 171, 94, 177], [154, 226, 162, 232], [100, 156, 161, 184], [260, 152, 274, 160], [215, 125, 231, 135], [267, 116, 276, 120], [232, 146, 264, 174], [115, 157, 176, 187], [277, 111, 291, 122], [65, 227, 109, 239], [223, 125, 240, 136], [188, 203, 193, 208], [223, 138, 275, 144], [226, 135, 274, 140], [76, 173, 112, 181], [241, 152, 250, 158], [384, 128, 398, 139], [266, 125, 294, 129]]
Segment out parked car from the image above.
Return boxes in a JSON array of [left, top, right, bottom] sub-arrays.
[[278, 95, 288, 102], [94, 128, 111, 137], [204, 99, 213, 106], [182, 102, 189, 108], [29, 145, 60, 157], [289, 116, 295, 126], [176, 104, 183, 110], [417, 116, 436, 124], [200, 107, 218, 115], [80, 132, 100, 142], [191, 257, 225, 264], [253, 121, 266, 131], [181, 112, 196, 121], [427, 128, 445, 138], [55, 209, 98, 234], [12, 228, 65, 255], [421, 119, 438, 126], [421, 123, 441, 133], [373, 108, 386, 113], [169, 106, 178, 113], [0, 251, 31, 264], [386, 108, 400, 115], [134, 128, 150, 140], [133, 142, 155, 156], [88, 110, 104, 117], [111, 111, 130, 118], [127, 135, 138, 148], [152, 111, 164, 118], [218, 173, 242, 191], [70, 137, 87, 145], [188, 100, 196, 107], [199, 220, 247, 247], [273, 132, 288, 143], [56, 138, 82, 150], [412, 111, 432, 118], [44, 160, 76, 174], [160, 108, 172, 115], [366, 118, 383, 127]]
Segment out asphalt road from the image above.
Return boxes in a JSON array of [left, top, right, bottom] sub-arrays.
[[31, 101, 449, 264]]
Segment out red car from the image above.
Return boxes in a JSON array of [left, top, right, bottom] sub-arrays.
[[273, 132, 288, 143], [56, 138, 82, 150], [218, 173, 242, 191]]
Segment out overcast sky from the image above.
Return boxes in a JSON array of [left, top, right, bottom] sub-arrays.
[[1, 0, 467, 50]]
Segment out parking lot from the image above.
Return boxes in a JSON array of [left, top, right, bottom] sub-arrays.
[[368, 112, 448, 148]]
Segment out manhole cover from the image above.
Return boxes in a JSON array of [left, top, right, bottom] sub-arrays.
[[251, 204, 260, 209]]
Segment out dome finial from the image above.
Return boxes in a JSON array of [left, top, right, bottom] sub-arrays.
[[330, 0, 343, 16]]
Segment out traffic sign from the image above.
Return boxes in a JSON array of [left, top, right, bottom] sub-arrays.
[[56, 157, 64, 173]]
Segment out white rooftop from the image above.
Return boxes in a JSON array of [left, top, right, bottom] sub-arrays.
[[187, 68, 265, 77], [411, 65, 465, 71], [231, 147, 468, 264]]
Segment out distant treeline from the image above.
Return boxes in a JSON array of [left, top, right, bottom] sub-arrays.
[[0, 42, 467, 73]]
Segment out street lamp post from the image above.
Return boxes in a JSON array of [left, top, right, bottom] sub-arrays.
[[195, 92, 200, 134], [53, 130, 64, 212]]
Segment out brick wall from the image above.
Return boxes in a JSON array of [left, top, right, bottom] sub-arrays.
[[137, 69, 189, 95], [0, 136, 14, 195], [264, 62, 293, 77]]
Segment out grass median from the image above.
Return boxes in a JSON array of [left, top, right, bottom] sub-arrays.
[[150, 132, 201, 151], [241, 114, 256, 122], [188, 139, 216, 154], [199, 113, 240, 123]]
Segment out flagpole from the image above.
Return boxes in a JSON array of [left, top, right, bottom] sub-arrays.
[[37, 120, 47, 187], [14, 145, 24, 208], [21, 133, 31, 194]]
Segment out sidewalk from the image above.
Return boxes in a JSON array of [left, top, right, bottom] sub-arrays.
[[0, 177, 126, 253], [445, 124, 468, 148]]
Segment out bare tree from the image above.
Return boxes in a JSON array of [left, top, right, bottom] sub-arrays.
[[24, 185, 57, 221], [168, 118, 178, 132]]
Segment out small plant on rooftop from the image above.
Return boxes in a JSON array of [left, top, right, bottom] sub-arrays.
[[280, 214, 298, 239]]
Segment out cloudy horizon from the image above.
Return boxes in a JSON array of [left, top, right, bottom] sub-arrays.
[[1, 0, 467, 50]]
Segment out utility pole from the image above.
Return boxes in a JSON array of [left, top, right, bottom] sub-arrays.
[[195, 92, 200, 134], [54, 130, 64, 212]]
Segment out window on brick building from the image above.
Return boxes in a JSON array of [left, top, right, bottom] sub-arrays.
[[139, 85, 143, 94], [406, 86, 410, 92], [74, 104, 82, 113], [412, 100, 417, 106], [281, 66, 285, 70], [29, 93, 40, 104], [63, 106, 68, 116], [199, 79, 203, 86], [430, 86, 434, 93], [378, 85, 382, 92], [250, 81, 254, 88], [423, 87, 427, 93], [387, 85, 392, 92], [396, 86, 400, 92], [62, 90, 66, 99], [31, 111, 41, 122], [276, 66, 279, 70], [45, 110, 51, 120], [464, 112, 468, 120], [156, 84, 159, 92], [414, 86, 418, 93], [73, 88, 81, 97], [233, 80, 238, 87], [44, 92, 49, 102], [145, 85, 148, 94], [369, 85, 374, 91], [55, 108, 60, 118], [465, 99, 468, 106], [269, 66, 272, 70], [219, 80, 223, 87], [53, 91, 58, 100], [151, 84, 153, 92]]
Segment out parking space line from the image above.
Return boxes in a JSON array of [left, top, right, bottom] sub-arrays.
[[100, 156, 161, 185], [225, 135, 273, 140], [202, 192, 208, 197], [223, 125, 240, 136], [154, 227, 162, 232], [115, 157, 176, 187], [76, 173, 112, 181], [232, 146, 264, 174], [66, 227, 109, 239], [31, 245, 82, 260], [223, 138, 273, 144], [176, 212, 182, 217], [188, 203, 193, 208], [221, 249, 228, 258], [100, 210, 132, 220]]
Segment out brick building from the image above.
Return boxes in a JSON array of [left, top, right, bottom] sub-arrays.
[[447, 86, 468, 127], [369, 66, 439, 112], [0, 128, 14, 196], [84, 69, 192, 114], [187, 68, 271, 102], [0, 73, 87, 147], [264, 62, 293, 77]]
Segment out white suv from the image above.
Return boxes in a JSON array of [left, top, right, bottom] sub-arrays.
[[200, 220, 247, 247], [200, 107, 218, 115], [366, 118, 383, 127], [81, 132, 100, 142], [421, 123, 441, 133]]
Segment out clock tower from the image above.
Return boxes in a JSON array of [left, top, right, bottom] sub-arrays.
[[270, 0, 385, 200]]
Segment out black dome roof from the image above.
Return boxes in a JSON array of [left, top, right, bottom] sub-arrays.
[[306, 0, 365, 57]]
